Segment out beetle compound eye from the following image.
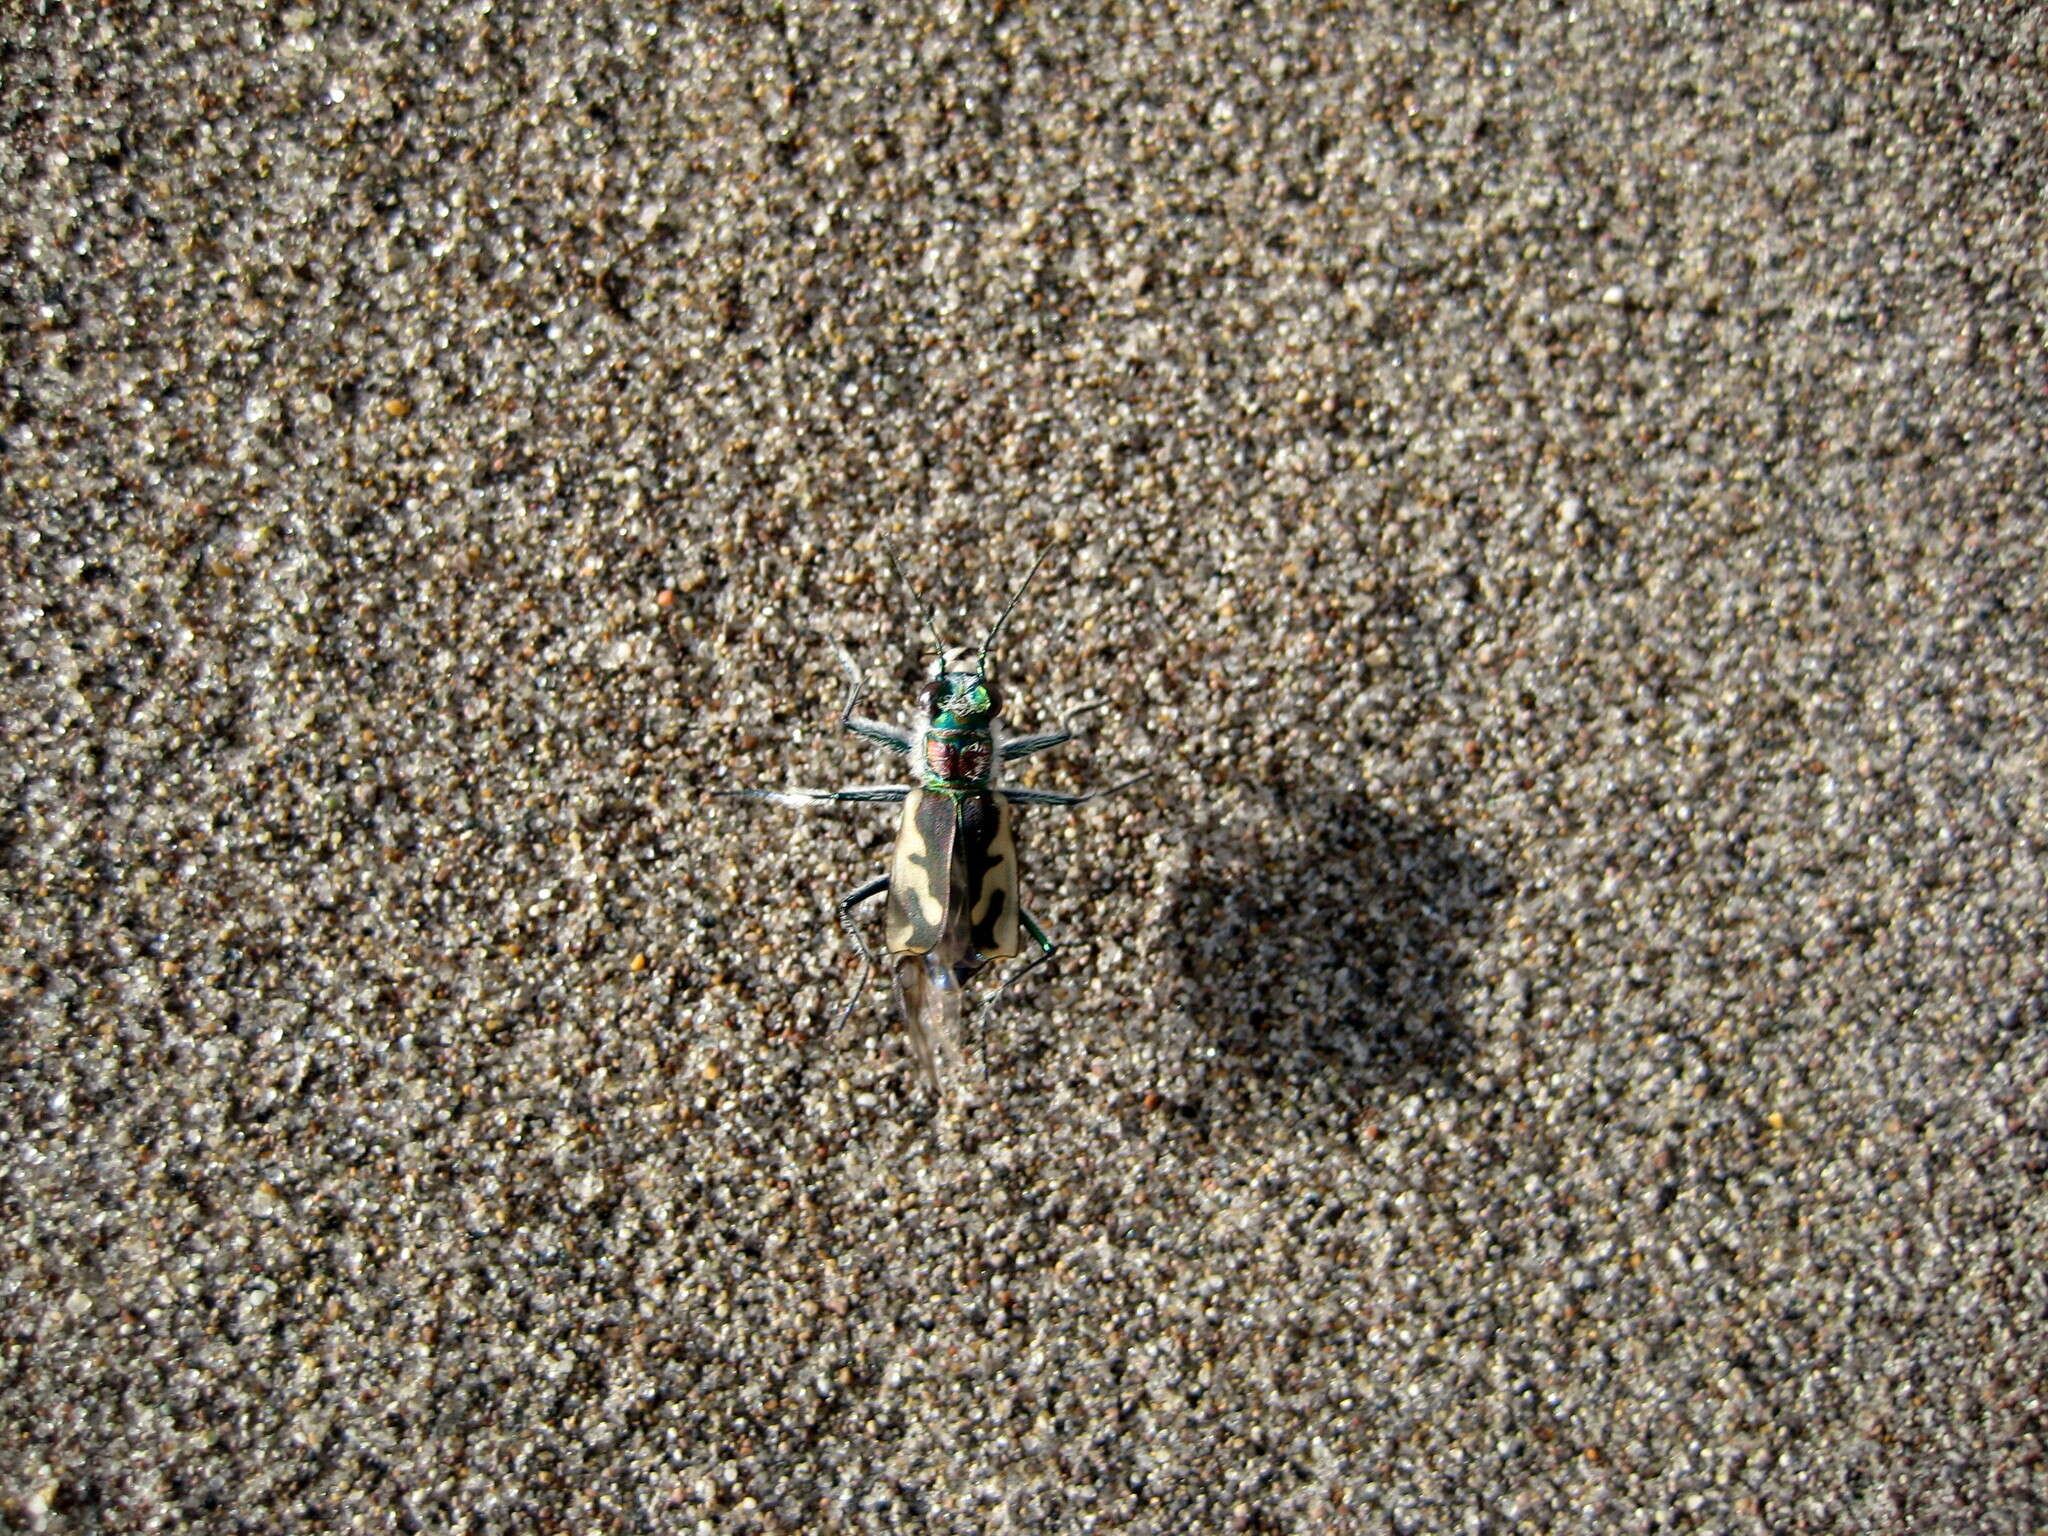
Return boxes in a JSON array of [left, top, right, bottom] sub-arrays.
[[978, 684, 1002, 716], [917, 681, 943, 715]]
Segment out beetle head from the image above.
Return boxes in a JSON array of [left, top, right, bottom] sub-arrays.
[[920, 657, 1002, 728]]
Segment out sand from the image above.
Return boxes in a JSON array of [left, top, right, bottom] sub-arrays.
[[3, 4, 2044, 1531]]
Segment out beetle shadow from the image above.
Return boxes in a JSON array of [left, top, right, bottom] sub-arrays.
[[1159, 786, 1506, 1096]]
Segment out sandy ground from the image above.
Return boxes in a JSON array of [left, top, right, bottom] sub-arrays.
[[4, 4, 2045, 1532]]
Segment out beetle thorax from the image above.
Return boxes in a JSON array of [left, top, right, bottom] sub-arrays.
[[919, 669, 1001, 790], [922, 731, 994, 789]]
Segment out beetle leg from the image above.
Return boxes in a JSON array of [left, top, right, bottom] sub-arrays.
[[990, 907, 1059, 1004], [998, 729, 1072, 761], [711, 785, 911, 805], [998, 768, 1152, 808], [833, 874, 891, 1031], [999, 699, 1108, 762], [832, 637, 915, 755]]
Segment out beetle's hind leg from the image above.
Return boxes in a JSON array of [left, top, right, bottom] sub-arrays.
[[990, 907, 1060, 1005], [832, 875, 890, 1031]]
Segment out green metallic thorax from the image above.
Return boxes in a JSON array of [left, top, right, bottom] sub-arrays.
[[918, 670, 1000, 794]]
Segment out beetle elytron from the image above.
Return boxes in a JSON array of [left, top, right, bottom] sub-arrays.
[[714, 547, 1147, 1088]]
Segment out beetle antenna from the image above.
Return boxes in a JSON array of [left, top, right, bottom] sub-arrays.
[[980, 545, 1053, 675], [880, 529, 949, 660]]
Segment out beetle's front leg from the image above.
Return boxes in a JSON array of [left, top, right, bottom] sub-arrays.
[[999, 728, 1072, 762], [831, 637, 915, 757], [999, 699, 1109, 763]]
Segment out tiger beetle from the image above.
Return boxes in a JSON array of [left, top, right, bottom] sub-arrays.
[[713, 546, 1148, 1088]]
